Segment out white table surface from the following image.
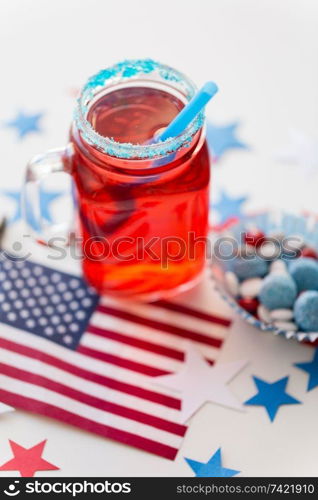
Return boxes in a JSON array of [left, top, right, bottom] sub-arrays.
[[0, 0, 318, 477]]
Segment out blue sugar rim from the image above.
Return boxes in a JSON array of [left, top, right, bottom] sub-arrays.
[[74, 59, 204, 159]]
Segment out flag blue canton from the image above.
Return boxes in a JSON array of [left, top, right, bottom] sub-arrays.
[[0, 255, 99, 350]]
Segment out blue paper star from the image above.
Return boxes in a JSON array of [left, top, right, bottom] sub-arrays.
[[2, 189, 63, 229], [245, 376, 301, 422], [213, 191, 248, 224], [2, 191, 21, 224], [5, 111, 43, 139], [295, 349, 318, 391], [206, 122, 247, 160], [185, 448, 240, 477]]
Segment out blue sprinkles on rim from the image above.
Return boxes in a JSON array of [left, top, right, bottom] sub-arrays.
[[74, 59, 204, 159]]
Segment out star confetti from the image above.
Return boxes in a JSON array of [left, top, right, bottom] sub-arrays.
[[5, 111, 44, 139], [0, 440, 59, 477], [244, 376, 301, 422], [212, 190, 248, 226], [1, 189, 63, 228], [295, 349, 318, 391], [275, 129, 318, 175], [185, 448, 240, 477], [206, 122, 247, 161], [153, 344, 247, 423]]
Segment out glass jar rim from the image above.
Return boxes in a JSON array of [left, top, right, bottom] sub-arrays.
[[74, 59, 204, 160]]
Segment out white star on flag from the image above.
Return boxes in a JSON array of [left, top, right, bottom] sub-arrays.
[[152, 343, 247, 423], [275, 129, 318, 174]]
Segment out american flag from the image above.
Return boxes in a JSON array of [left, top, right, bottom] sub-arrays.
[[0, 255, 231, 460]]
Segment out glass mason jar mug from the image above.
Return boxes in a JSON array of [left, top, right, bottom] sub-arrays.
[[24, 60, 210, 300]]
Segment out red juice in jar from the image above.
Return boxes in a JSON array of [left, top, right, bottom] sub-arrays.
[[70, 82, 210, 299], [24, 61, 211, 299]]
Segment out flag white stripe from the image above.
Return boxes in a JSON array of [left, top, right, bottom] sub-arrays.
[[0, 374, 183, 449], [100, 296, 229, 339], [0, 324, 176, 397], [91, 311, 222, 360], [80, 333, 184, 373], [0, 347, 182, 423]]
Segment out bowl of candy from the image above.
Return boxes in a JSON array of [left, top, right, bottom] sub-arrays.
[[211, 212, 318, 342]]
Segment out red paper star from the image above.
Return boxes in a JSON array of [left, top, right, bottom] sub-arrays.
[[0, 440, 59, 477]]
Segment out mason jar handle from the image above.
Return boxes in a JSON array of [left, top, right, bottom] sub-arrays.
[[23, 144, 74, 245]]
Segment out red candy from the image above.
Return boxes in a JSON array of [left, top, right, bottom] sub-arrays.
[[238, 297, 259, 314], [300, 247, 318, 259], [244, 229, 265, 247]]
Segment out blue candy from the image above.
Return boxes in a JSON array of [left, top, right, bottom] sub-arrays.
[[294, 291, 318, 332], [232, 256, 268, 281], [259, 274, 297, 310], [289, 257, 318, 292]]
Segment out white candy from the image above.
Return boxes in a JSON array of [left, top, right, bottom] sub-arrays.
[[257, 242, 280, 260], [237, 244, 256, 257], [270, 308, 294, 321], [240, 277, 263, 298], [269, 259, 288, 274], [225, 271, 239, 297], [268, 231, 285, 242], [273, 320, 298, 332], [257, 304, 272, 323], [286, 234, 305, 251]]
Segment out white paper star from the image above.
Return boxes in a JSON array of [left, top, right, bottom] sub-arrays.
[[275, 129, 318, 174], [153, 344, 247, 423]]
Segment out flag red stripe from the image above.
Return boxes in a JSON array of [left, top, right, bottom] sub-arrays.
[[154, 300, 232, 327], [77, 345, 170, 377], [87, 324, 185, 361], [87, 326, 215, 365], [0, 362, 186, 436], [0, 338, 180, 409], [0, 388, 179, 460], [97, 304, 223, 348]]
